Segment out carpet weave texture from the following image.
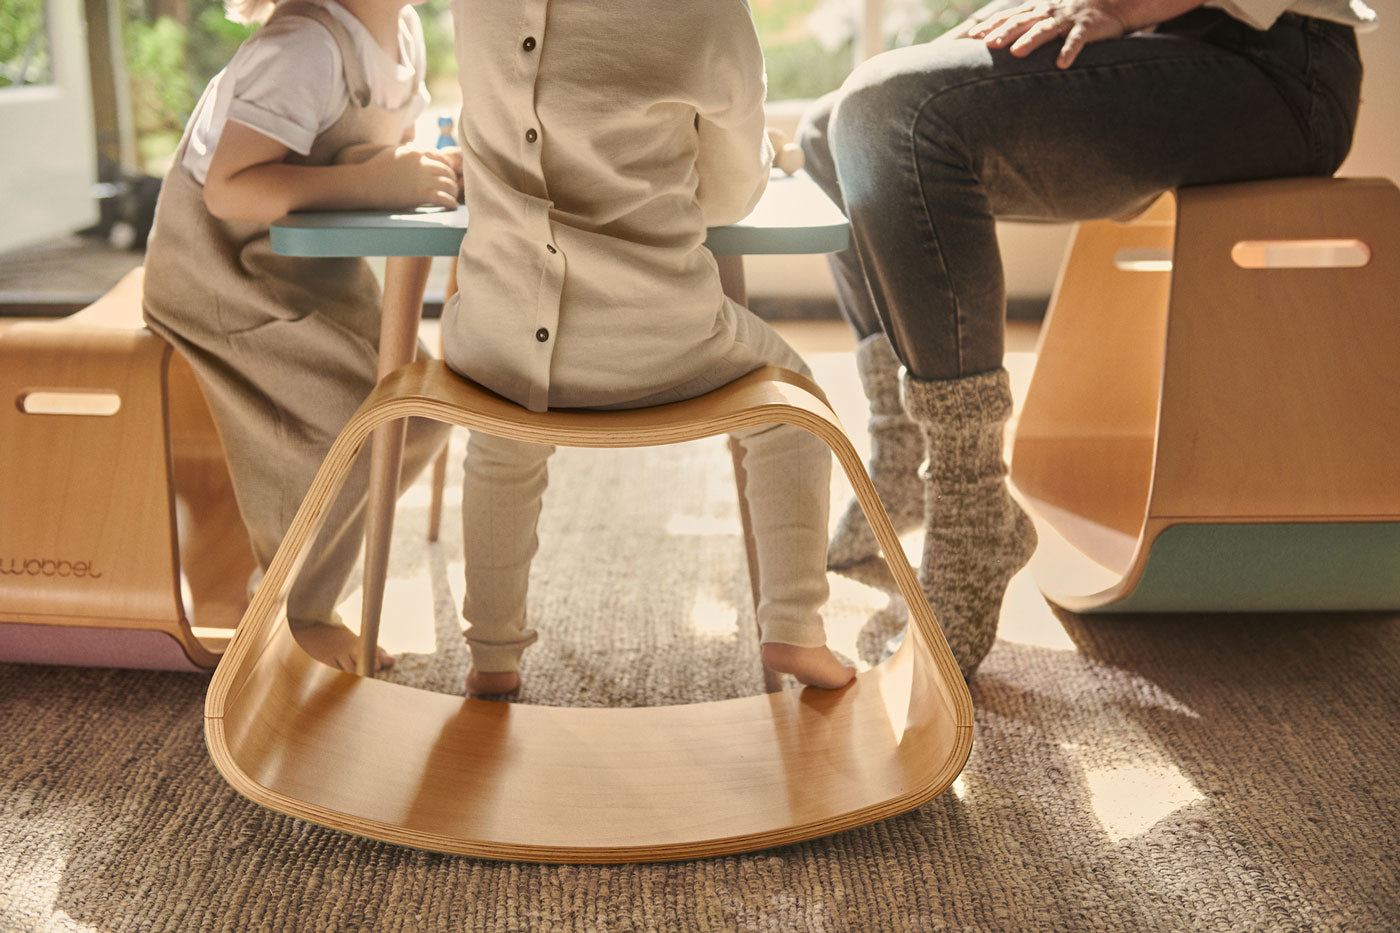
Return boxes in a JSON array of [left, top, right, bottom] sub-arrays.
[[3, 365, 1398, 931]]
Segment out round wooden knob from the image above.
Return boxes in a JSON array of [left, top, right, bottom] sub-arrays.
[[766, 128, 806, 176]]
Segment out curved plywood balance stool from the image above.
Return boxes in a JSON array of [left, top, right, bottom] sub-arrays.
[[0, 268, 258, 670], [205, 361, 974, 863], [1011, 177, 1400, 613]]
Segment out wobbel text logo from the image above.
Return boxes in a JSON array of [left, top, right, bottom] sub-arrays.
[[0, 558, 103, 578]]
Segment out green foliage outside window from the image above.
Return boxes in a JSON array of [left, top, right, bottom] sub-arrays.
[[756, 0, 982, 101], [121, 0, 457, 172], [121, 0, 252, 170], [0, 0, 52, 88], [125, 14, 196, 162], [120, 0, 977, 171]]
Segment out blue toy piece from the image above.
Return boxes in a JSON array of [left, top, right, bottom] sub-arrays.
[[435, 115, 455, 150]]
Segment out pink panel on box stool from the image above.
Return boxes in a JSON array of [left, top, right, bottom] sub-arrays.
[[0, 622, 205, 672]]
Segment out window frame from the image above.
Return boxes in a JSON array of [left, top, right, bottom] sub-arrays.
[[0, 0, 99, 253]]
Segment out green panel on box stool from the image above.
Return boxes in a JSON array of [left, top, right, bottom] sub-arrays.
[[1094, 522, 1400, 614]]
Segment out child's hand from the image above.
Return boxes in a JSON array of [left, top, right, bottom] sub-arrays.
[[357, 144, 460, 210], [432, 145, 463, 174], [331, 142, 390, 166], [765, 128, 805, 176], [433, 145, 465, 203]]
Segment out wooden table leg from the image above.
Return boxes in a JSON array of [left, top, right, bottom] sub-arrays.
[[716, 252, 747, 308], [425, 271, 457, 543], [357, 255, 434, 676]]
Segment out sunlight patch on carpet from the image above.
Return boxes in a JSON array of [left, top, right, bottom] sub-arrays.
[[689, 590, 740, 639], [337, 570, 440, 655], [1072, 753, 1206, 842], [0, 826, 104, 933], [665, 513, 742, 537], [948, 775, 969, 800], [824, 573, 892, 670], [995, 570, 1077, 653], [398, 481, 460, 511]]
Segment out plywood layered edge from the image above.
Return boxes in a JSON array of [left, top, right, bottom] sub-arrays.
[[1012, 177, 1400, 614], [205, 361, 973, 862], [0, 268, 256, 670]]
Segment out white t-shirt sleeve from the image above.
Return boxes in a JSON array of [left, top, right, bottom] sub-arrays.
[[405, 6, 427, 80], [400, 5, 431, 139], [1204, 0, 1377, 32], [224, 17, 344, 155], [1203, 0, 1297, 30]]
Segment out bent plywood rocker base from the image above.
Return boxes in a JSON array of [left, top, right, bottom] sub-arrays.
[[0, 268, 257, 670], [1011, 177, 1400, 613], [206, 361, 973, 863]]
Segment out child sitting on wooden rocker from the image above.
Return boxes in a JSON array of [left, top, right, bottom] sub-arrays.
[[443, 0, 855, 696]]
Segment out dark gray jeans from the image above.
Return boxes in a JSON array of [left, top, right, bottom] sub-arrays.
[[797, 10, 1364, 380]]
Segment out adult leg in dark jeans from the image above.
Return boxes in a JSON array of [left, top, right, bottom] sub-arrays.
[[799, 12, 1361, 676]]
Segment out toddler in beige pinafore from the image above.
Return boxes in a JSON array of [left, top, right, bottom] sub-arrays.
[[143, 0, 455, 671]]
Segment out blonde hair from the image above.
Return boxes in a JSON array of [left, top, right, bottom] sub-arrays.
[[225, 0, 278, 25]]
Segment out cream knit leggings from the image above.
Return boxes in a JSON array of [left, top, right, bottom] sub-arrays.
[[458, 310, 832, 672]]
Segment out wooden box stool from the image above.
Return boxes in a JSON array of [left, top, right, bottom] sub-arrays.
[[1010, 176, 1400, 613], [0, 268, 257, 670], [205, 361, 974, 862]]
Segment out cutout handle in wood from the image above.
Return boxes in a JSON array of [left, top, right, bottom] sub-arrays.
[[1230, 238, 1370, 269], [17, 390, 123, 416]]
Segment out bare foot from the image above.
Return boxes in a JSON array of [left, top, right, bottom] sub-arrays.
[[292, 622, 394, 673], [761, 643, 856, 689], [466, 668, 521, 697]]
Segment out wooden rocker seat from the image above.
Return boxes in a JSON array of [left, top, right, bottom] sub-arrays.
[[1010, 176, 1400, 614], [0, 267, 256, 670], [205, 361, 973, 862]]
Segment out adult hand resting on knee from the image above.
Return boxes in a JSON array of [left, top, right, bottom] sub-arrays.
[[951, 0, 1204, 68]]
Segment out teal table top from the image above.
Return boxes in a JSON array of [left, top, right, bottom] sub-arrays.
[[270, 171, 849, 258]]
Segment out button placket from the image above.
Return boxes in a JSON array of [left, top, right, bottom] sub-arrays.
[[515, 8, 555, 412], [516, 14, 544, 185]]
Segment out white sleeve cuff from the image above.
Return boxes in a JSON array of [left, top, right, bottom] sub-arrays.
[[1203, 0, 1299, 30], [225, 99, 321, 156]]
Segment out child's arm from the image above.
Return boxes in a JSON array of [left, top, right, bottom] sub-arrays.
[[203, 121, 459, 225], [693, 3, 773, 228], [695, 110, 773, 229]]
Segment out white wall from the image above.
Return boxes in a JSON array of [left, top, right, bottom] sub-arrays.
[[0, 0, 99, 254], [750, 12, 1399, 303], [1341, 13, 1399, 182]]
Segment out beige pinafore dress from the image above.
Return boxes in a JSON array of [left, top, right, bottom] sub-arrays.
[[142, 1, 447, 625]]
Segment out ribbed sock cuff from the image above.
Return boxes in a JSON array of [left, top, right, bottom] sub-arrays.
[[899, 367, 1011, 425], [855, 331, 905, 413], [900, 368, 1013, 486]]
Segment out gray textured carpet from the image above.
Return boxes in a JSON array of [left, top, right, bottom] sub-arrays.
[[3, 382, 1399, 931]]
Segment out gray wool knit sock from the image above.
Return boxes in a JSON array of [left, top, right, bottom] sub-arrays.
[[828, 333, 926, 569], [901, 367, 1037, 679]]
